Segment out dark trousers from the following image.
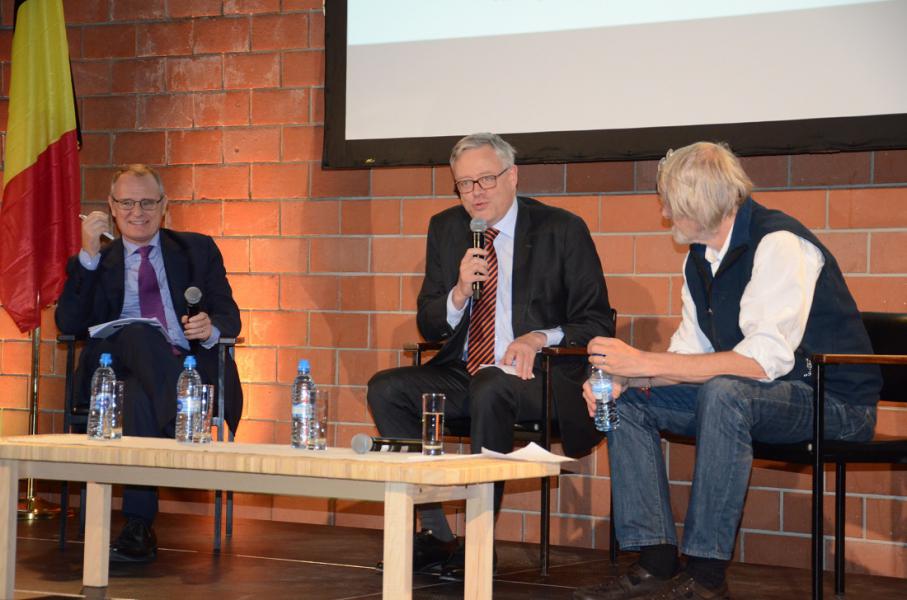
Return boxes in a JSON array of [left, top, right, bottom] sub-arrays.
[[80, 323, 186, 524], [367, 362, 544, 513]]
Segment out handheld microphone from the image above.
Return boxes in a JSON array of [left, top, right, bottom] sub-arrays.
[[469, 218, 487, 301], [184, 286, 202, 318], [351, 433, 423, 454]]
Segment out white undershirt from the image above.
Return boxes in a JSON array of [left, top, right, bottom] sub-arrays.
[[669, 226, 825, 381]]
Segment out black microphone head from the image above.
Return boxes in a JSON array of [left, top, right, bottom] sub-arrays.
[[351, 433, 372, 454], [184, 286, 202, 306], [469, 218, 487, 233]]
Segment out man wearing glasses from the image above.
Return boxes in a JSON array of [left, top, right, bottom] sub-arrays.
[[367, 132, 613, 579], [56, 164, 242, 564]]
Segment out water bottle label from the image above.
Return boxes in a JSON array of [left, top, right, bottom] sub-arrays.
[[177, 394, 195, 414], [291, 404, 304, 418], [591, 382, 612, 399], [300, 403, 314, 420]]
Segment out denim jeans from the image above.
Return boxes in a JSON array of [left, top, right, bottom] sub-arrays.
[[607, 375, 876, 560]]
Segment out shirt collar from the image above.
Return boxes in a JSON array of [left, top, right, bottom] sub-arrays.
[[491, 197, 519, 238], [704, 221, 734, 266], [123, 232, 161, 257]]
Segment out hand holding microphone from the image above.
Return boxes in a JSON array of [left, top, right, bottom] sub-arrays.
[[181, 286, 211, 341]]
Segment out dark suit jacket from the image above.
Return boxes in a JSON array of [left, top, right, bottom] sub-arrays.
[[55, 229, 243, 432], [417, 197, 614, 457]]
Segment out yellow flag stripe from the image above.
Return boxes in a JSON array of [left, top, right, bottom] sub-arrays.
[[3, 0, 77, 186]]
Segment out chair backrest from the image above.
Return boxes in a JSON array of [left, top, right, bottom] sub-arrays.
[[862, 312, 907, 404]]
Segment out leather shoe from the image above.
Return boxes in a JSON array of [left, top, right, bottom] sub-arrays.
[[639, 572, 730, 599], [110, 519, 157, 563], [376, 529, 457, 574], [438, 543, 497, 582], [573, 563, 672, 600]]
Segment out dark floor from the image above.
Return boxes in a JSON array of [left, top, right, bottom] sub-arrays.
[[12, 513, 907, 599]]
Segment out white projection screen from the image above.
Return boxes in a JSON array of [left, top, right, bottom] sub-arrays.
[[323, 0, 907, 168]]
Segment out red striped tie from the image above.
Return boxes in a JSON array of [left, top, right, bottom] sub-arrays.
[[466, 228, 500, 375]]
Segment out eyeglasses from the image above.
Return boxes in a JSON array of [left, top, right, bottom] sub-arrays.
[[111, 196, 164, 211], [454, 166, 511, 194]]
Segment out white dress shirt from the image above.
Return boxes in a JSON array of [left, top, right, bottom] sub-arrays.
[[669, 224, 825, 381], [445, 199, 564, 364]]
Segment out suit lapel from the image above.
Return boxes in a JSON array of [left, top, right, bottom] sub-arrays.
[[510, 197, 533, 334], [160, 230, 191, 316], [99, 240, 126, 317]]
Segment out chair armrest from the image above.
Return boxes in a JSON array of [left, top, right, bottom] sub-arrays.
[[56, 333, 86, 343], [218, 336, 242, 346], [813, 353, 907, 366], [404, 341, 444, 352], [541, 346, 588, 357]]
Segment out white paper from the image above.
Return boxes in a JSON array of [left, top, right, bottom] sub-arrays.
[[479, 364, 529, 377], [481, 442, 575, 464], [88, 317, 172, 345]]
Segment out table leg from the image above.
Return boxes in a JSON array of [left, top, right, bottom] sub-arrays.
[[464, 482, 494, 600], [383, 482, 414, 600], [0, 460, 18, 600], [83, 482, 112, 589]]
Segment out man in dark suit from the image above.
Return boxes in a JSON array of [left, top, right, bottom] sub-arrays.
[[367, 132, 613, 578], [56, 164, 242, 563]]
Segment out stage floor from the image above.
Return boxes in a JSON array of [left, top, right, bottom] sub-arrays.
[[12, 512, 906, 599]]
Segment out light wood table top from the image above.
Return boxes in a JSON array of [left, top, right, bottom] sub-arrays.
[[0, 434, 561, 484]]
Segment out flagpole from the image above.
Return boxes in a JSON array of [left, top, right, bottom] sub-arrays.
[[18, 298, 61, 520]]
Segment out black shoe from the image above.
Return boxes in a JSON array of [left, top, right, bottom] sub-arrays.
[[573, 563, 673, 600], [375, 529, 458, 574], [110, 519, 158, 563], [438, 543, 497, 582]]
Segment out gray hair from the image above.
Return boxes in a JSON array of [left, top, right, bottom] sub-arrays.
[[110, 164, 165, 197], [656, 142, 752, 232], [449, 132, 516, 169]]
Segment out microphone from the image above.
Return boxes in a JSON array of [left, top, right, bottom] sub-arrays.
[[469, 218, 487, 300], [184, 286, 202, 318], [351, 433, 423, 454]]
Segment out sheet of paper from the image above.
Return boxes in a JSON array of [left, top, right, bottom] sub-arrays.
[[88, 317, 172, 345], [479, 363, 520, 377], [481, 442, 575, 464]]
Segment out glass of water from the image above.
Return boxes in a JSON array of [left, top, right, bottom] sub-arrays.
[[193, 384, 215, 444], [307, 389, 329, 450], [421, 393, 445, 456], [107, 381, 124, 440]]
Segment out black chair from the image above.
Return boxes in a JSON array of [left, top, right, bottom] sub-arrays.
[[406, 309, 617, 576], [607, 311, 907, 600], [57, 334, 241, 551]]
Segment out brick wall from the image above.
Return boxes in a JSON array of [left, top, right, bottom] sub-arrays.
[[1, 0, 905, 579]]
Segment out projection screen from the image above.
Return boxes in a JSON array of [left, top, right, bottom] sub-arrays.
[[323, 0, 907, 167]]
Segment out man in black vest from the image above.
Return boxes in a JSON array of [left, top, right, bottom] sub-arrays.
[[56, 164, 242, 563], [368, 133, 613, 579], [574, 142, 881, 600]]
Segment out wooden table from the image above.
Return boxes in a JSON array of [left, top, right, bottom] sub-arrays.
[[0, 434, 560, 600]]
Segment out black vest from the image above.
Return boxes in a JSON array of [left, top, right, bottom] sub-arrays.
[[684, 198, 880, 406]]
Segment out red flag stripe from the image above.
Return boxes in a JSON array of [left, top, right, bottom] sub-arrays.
[[0, 130, 81, 332]]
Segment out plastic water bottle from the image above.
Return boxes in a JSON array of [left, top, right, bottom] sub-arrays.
[[291, 359, 316, 449], [87, 353, 116, 440], [175, 355, 202, 443], [589, 367, 619, 432]]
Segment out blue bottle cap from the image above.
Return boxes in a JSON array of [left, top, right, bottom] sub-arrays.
[[297, 359, 310, 372], [100, 353, 113, 367], [184, 355, 197, 369]]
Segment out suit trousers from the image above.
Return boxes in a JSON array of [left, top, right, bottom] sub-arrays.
[[80, 323, 185, 524], [367, 362, 544, 513]]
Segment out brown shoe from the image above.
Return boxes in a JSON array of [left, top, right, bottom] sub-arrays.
[[573, 563, 673, 600], [641, 572, 730, 600]]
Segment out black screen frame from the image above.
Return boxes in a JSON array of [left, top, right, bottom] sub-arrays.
[[323, 0, 907, 169]]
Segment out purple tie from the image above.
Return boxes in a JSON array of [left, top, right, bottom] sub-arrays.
[[138, 245, 168, 330]]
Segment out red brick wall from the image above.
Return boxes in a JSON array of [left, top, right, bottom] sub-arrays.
[[1, 0, 905, 578]]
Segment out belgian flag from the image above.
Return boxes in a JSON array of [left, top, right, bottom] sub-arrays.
[[0, 0, 81, 333]]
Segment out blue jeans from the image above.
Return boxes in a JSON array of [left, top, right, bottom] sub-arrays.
[[608, 376, 876, 560]]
